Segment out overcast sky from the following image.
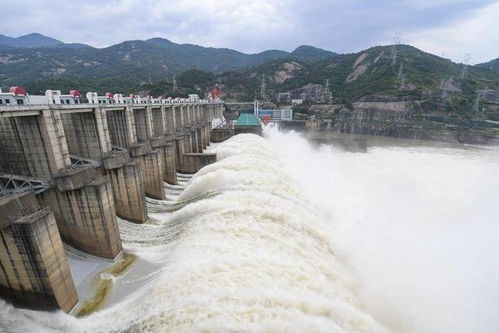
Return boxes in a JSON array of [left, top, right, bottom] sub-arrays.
[[1, 0, 498, 64]]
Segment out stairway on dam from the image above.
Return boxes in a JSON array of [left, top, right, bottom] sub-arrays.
[[0, 101, 225, 312]]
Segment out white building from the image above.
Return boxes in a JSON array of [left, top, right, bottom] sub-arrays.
[[188, 94, 200, 102], [0, 87, 83, 106], [162, 97, 173, 104], [134, 95, 145, 104], [279, 109, 293, 120], [113, 94, 125, 104], [255, 108, 293, 121], [124, 94, 138, 104], [150, 96, 163, 104], [0, 87, 29, 106], [86, 92, 114, 104], [86, 92, 98, 104], [42, 90, 81, 105], [99, 93, 114, 104]]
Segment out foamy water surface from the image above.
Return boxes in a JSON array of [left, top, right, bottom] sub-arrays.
[[1, 128, 498, 333]]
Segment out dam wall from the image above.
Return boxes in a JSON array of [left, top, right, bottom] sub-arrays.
[[0, 101, 224, 311], [0, 191, 78, 312]]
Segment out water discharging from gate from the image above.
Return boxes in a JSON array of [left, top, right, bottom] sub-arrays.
[[1, 127, 498, 333]]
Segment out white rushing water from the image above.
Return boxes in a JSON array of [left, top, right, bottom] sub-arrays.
[[1, 128, 498, 333], [265, 127, 499, 333]]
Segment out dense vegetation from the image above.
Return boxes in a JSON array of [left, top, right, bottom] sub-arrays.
[[0, 33, 64, 48], [0, 34, 335, 91], [477, 57, 499, 73], [2, 36, 499, 120]]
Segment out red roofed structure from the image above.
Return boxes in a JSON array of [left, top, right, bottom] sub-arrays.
[[69, 90, 81, 97], [9, 86, 28, 96], [211, 88, 221, 97]]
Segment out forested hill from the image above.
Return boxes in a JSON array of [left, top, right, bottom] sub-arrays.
[[0, 34, 336, 91], [0, 33, 65, 48], [4, 34, 499, 120], [477, 58, 499, 72], [213, 44, 499, 103], [142, 44, 499, 120]]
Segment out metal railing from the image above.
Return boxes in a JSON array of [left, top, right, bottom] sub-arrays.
[[0, 174, 51, 197]]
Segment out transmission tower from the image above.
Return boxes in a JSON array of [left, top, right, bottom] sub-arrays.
[[322, 79, 333, 103], [472, 93, 481, 113], [398, 62, 406, 90], [459, 53, 471, 80], [260, 74, 268, 101], [172, 75, 178, 93], [441, 78, 450, 101], [439, 77, 452, 112], [391, 34, 401, 67]]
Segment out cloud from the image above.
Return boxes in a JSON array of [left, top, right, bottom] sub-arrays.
[[405, 1, 499, 64], [0, 0, 497, 62]]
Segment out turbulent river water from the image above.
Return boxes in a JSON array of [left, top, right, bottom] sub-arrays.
[[1, 127, 498, 333]]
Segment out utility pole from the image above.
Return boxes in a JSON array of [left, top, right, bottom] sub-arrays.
[[254, 99, 259, 116]]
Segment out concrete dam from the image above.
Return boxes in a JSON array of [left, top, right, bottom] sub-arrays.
[[0, 100, 224, 313]]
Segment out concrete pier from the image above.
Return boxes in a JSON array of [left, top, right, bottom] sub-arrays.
[[150, 137, 177, 185], [0, 110, 70, 180], [128, 143, 165, 200], [106, 107, 165, 200], [39, 173, 122, 259], [0, 108, 123, 258], [175, 135, 186, 172], [148, 106, 178, 185], [60, 107, 148, 224], [162, 106, 178, 184], [0, 99, 223, 312], [105, 160, 147, 223], [0, 192, 78, 312]]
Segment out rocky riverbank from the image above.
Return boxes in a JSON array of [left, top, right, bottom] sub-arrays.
[[286, 95, 499, 145]]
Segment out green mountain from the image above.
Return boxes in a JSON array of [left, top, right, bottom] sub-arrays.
[[204, 45, 499, 142], [476, 58, 499, 72], [132, 45, 499, 124], [215, 45, 499, 106], [0, 33, 64, 48], [0, 35, 336, 92], [289, 45, 337, 63], [6, 37, 499, 123]]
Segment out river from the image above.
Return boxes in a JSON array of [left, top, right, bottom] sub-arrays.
[[0, 127, 498, 333]]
